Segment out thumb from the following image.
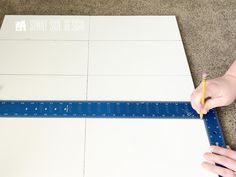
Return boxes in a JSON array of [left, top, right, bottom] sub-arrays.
[[203, 97, 224, 113]]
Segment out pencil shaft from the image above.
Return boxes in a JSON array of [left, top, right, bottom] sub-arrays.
[[200, 79, 206, 119]]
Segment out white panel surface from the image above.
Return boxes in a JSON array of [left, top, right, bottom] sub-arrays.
[[0, 15, 216, 177], [87, 76, 194, 101], [85, 119, 215, 177], [0, 119, 85, 177], [0, 75, 87, 100], [90, 16, 181, 40], [0, 40, 88, 75], [0, 15, 89, 40], [89, 41, 190, 75]]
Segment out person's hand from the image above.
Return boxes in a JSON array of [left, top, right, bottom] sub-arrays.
[[203, 146, 236, 177], [191, 74, 236, 114]]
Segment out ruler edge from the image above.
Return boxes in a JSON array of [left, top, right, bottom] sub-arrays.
[[204, 108, 226, 147], [0, 100, 226, 147]]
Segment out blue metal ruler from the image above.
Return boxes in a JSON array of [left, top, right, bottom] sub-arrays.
[[0, 100, 225, 147]]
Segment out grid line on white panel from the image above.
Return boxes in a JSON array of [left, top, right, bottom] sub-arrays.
[[0, 74, 88, 76], [86, 17, 91, 100], [0, 39, 182, 41], [83, 15, 91, 177], [0, 74, 192, 77]]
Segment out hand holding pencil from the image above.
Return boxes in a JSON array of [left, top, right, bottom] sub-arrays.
[[191, 60, 236, 177], [191, 60, 236, 116]]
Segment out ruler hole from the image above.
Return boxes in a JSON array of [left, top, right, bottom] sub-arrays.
[[213, 131, 217, 135]]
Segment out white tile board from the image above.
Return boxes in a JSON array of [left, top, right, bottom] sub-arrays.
[[0, 75, 87, 100], [0, 15, 89, 40], [87, 76, 194, 101], [0, 15, 216, 177], [90, 16, 182, 40], [0, 119, 85, 177], [85, 119, 215, 177], [0, 16, 181, 41], [88, 41, 190, 75], [0, 40, 88, 75]]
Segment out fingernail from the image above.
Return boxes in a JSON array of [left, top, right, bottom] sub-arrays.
[[203, 108, 208, 114]]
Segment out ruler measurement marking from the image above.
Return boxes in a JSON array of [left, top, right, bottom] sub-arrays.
[[0, 100, 226, 147]]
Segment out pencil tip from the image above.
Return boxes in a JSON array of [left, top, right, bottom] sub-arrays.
[[200, 113, 203, 119]]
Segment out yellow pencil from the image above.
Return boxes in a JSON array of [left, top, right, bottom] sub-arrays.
[[200, 73, 207, 119]]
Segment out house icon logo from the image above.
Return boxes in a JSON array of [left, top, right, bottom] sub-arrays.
[[15, 20, 26, 32]]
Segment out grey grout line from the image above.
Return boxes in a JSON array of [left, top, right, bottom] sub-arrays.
[[0, 39, 182, 42], [87, 74, 192, 77], [0, 39, 88, 41], [86, 19, 91, 99], [0, 74, 192, 77], [0, 74, 87, 76], [83, 118, 87, 177], [83, 16, 91, 177], [90, 40, 182, 42]]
